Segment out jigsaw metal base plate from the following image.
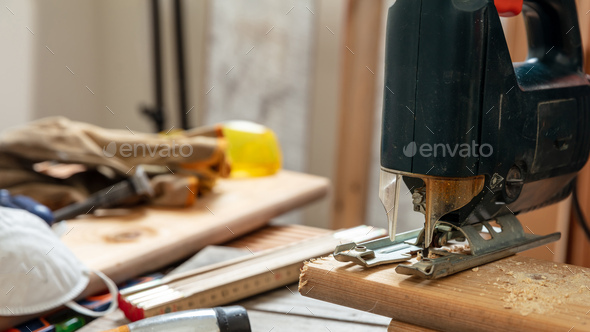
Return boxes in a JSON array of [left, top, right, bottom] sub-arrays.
[[334, 215, 560, 279]]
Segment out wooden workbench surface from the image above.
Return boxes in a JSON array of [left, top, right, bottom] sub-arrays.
[[0, 171, 329, 330], [80, 285, 391, 332], [299, 255, 590, 332], [63, 170, 329, 292]]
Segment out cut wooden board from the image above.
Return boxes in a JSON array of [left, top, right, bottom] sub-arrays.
[[299, 255, 590, 332], [388, 320, 438, 332], [63, 170, 328, 294]]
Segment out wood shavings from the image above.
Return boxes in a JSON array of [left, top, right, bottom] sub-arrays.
[[491, 260, 590, 316], [427, 251, 441, 259], [444, 244, 471, 254], [298, 279, 308, 290]]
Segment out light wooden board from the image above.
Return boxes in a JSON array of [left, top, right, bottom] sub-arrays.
[[63, 170, 328, 295], [224, 224, 332, 252], [79, 225, 388, 332], [388, 320, 437, 332], [332, 0, 384, 229], [80, 285, 390, 332], [299, 255, 590, 332], [566, 0, 590, 268], [0, 171, 329, 330]]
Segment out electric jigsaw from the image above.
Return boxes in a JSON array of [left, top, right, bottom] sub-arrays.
[[335, 0, 590, 278]]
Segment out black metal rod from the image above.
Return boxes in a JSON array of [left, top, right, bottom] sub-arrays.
[[152, 0, 164, 116], [174, 0, 189, 130], [142, 0, 165, 132]]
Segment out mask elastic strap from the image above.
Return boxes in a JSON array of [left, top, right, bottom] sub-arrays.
[[65, 270, 119, 317]]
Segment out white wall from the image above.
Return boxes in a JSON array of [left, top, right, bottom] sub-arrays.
[[1, 0, 207, 135], [203, 0, 316, 225], [0, 0, 35, 132], [31, 0, 103, 125]]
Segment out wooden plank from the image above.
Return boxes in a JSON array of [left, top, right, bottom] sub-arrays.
[[224, 224, 332, 252], [63, 170, 328, 295], [518, 199, 571, 263], [568, 0, 590, 268], [577, 0, 590, 74], [332, 0, 384, 229], [304, 0, 346, 230], [299, 255, 590, 332], [0, 172, 328, 330], [388, 319, 439, 332], [501, 14, 527, 62]]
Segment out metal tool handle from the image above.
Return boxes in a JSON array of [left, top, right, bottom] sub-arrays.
[[522, 0, 583, 71], [52, 180, 135, 221]]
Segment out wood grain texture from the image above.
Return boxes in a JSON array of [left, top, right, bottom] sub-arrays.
[[224, 224, 332, 252], [568, 0, 590, 268], [299, 255, 590, 332], [62, 170, 328, 295], [502, 14, 527, 63], [518, 199, 571, 263], [332, 0, 384, 229], [388, 319, 438, 332]]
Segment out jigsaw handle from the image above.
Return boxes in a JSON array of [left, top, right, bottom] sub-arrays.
[[521, 0, 584, 71]]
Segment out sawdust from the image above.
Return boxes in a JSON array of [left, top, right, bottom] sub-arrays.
[[427, 251, 441, 259], [298, 262, 309, 292], [444, 244, 471, 254], [492, 259, 590, 316]]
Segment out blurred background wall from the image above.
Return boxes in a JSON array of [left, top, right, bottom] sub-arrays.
[[0, 0, 348, 227], [2, 0, 590, 264]]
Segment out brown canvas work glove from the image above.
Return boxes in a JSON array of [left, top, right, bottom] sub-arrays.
[[0, 117, 229, 210]]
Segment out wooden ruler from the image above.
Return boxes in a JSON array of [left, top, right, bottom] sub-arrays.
[[146, 263, 301, 315], [119, 225, 385, 321]]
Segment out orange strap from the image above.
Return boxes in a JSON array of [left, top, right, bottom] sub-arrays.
[[102, 326, 130, 332]]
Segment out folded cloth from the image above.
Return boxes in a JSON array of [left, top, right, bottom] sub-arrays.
[[0, 117, 230, 210]]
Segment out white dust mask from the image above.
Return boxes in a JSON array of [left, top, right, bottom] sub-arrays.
[[0, 207, 117, 317]]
